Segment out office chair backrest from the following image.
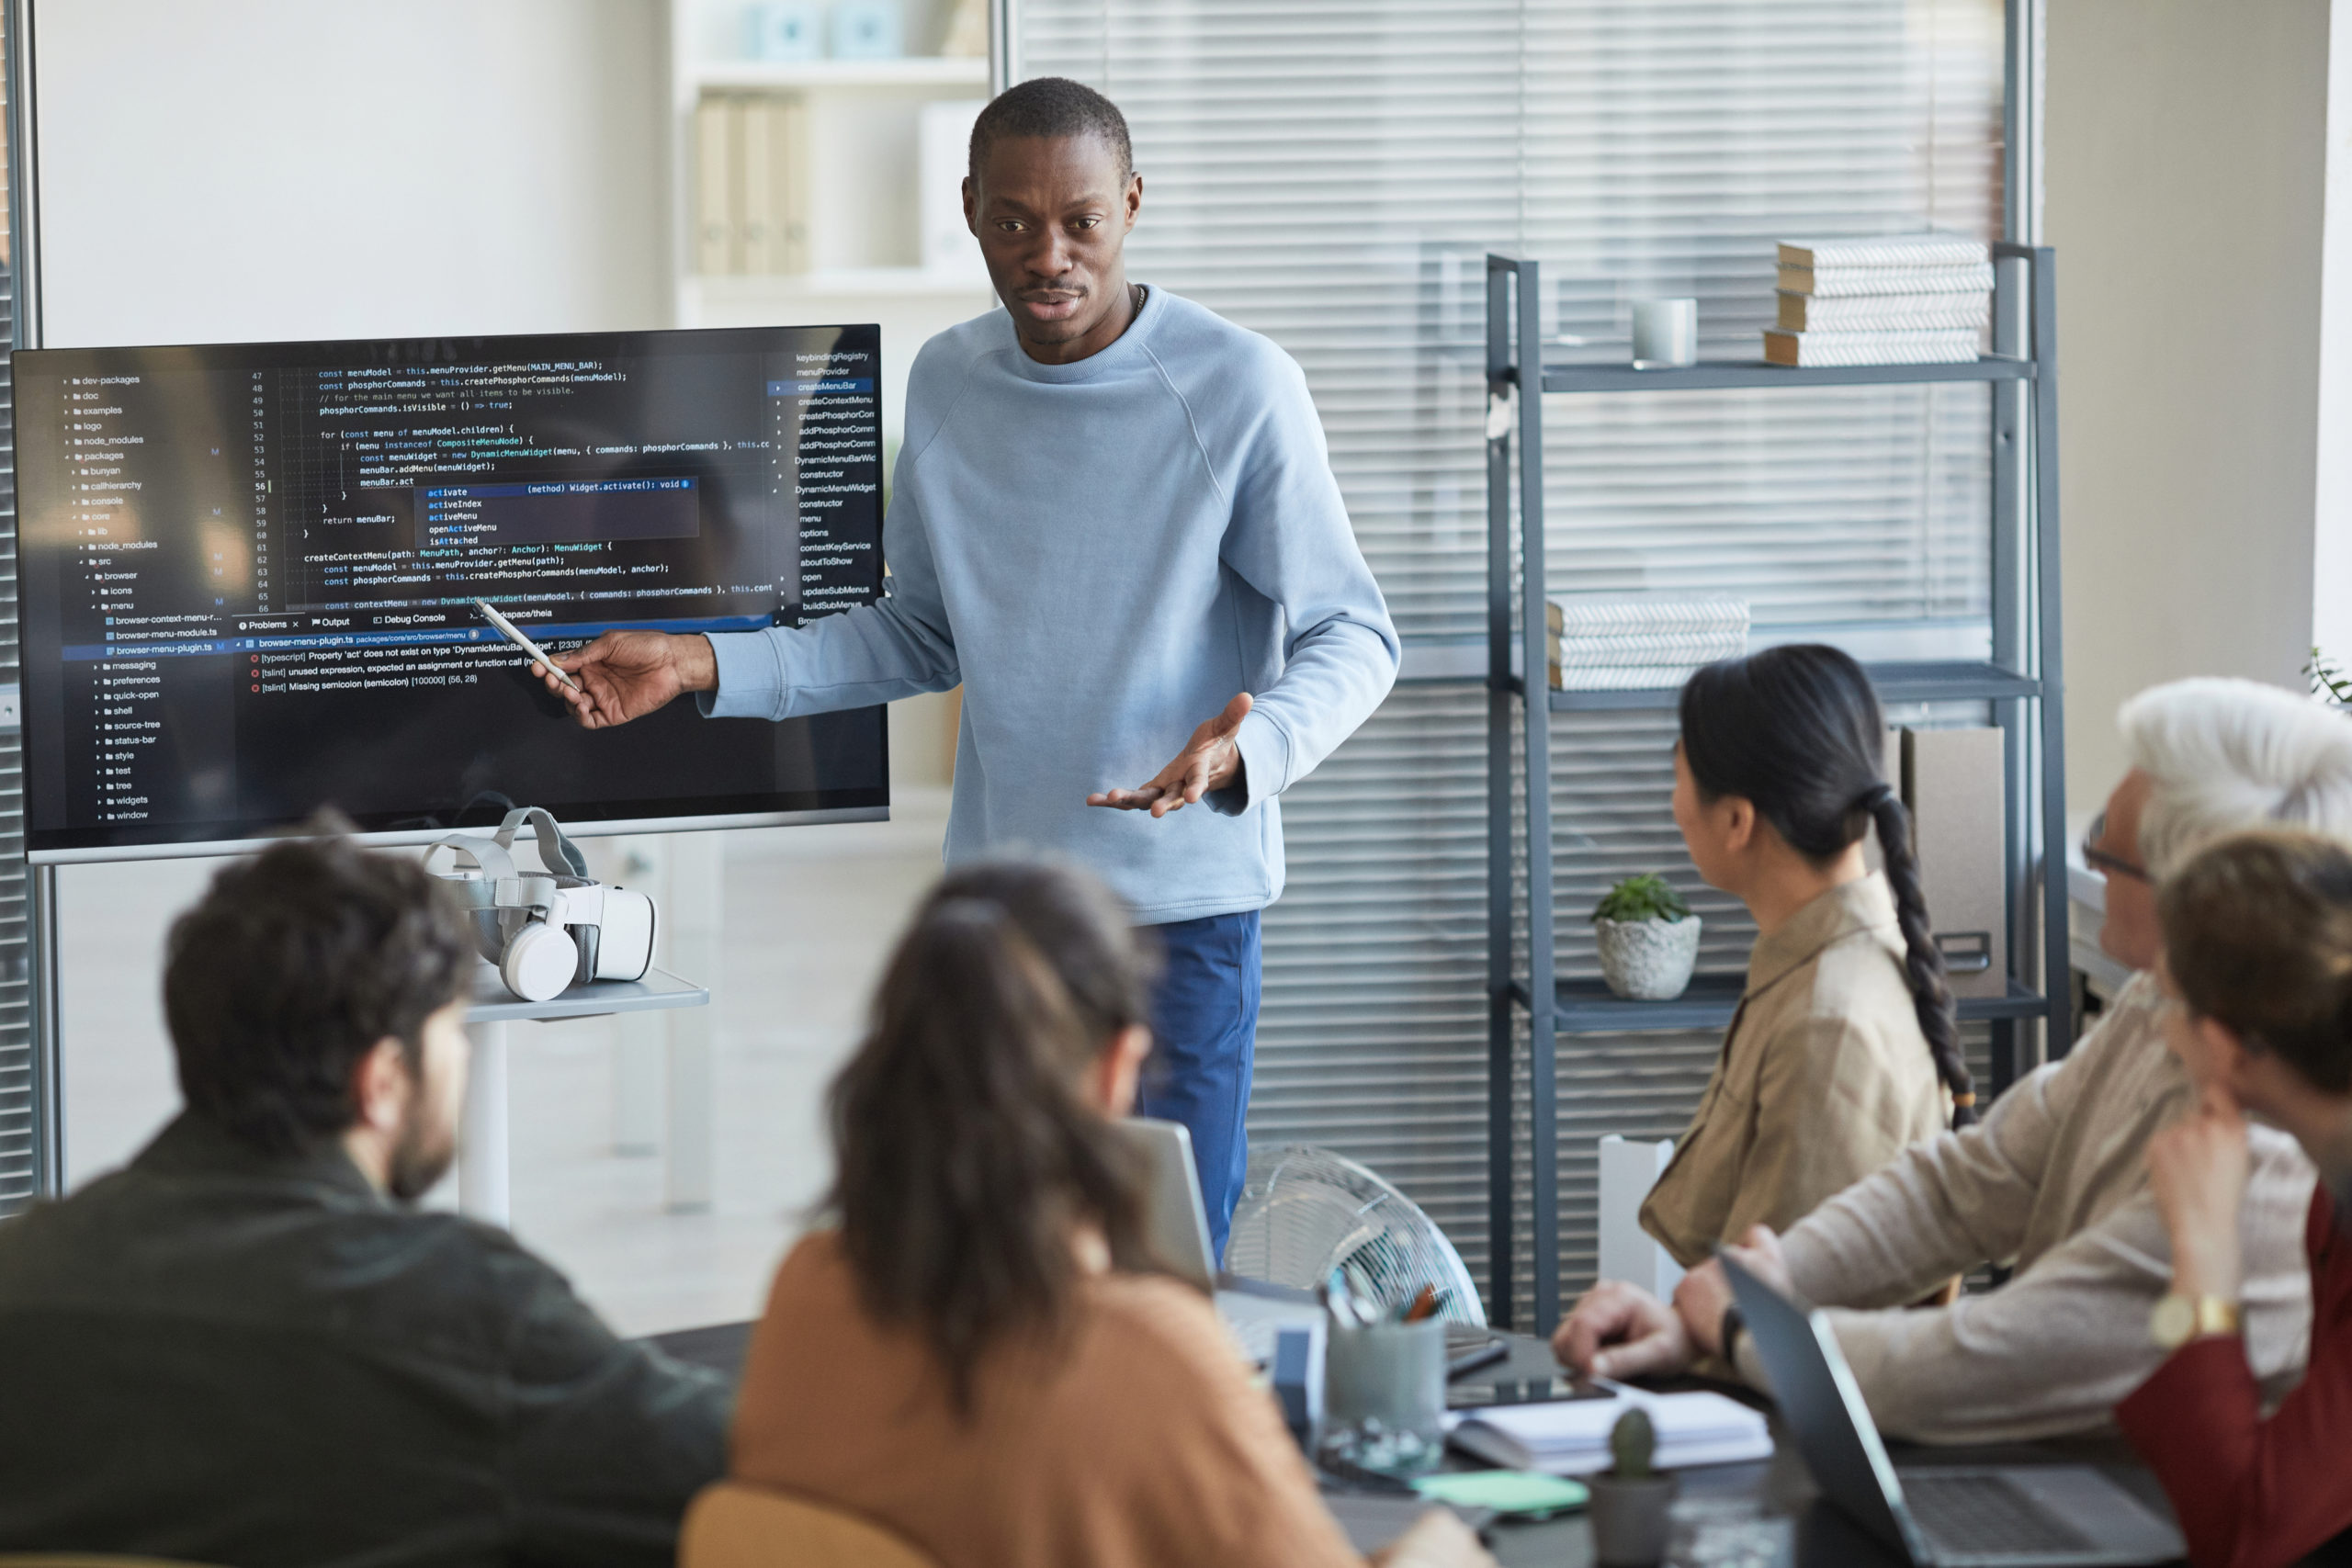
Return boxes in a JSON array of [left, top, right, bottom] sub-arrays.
[[680, 1481, 943, 1568], [0, 1558, 223, 1567]]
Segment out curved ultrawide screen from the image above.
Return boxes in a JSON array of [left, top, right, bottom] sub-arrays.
[[15, 324, 889, 860]]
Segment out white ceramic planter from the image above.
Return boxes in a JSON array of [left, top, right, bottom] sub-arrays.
[[1594, 915, 1703, 1001]]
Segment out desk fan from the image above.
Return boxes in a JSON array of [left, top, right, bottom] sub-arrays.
[[1225, 1144, 1487, 1327]]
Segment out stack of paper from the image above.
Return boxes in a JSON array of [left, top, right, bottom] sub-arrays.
[[1764, 233, 1991, 367], [1545, 595, 1748, 692], [1449, 1390, 1771, 1477]]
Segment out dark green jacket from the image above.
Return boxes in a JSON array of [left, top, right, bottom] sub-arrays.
[[0, 1112, 731, 1567]]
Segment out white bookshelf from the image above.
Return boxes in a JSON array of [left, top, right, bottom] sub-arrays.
[[686, 266, 991, 304], [686, 56, 989, 91], [666, 0, 996, 444]]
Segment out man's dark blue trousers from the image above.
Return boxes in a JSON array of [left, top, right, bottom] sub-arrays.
[[1136, 908, 1261, 1263]]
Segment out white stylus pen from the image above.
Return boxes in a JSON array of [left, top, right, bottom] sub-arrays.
[[473, 599, 582, 694]]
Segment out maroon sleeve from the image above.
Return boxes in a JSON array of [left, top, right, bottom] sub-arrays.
[[2116, 1202, 2352, 1568]]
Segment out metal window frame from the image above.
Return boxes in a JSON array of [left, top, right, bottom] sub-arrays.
[[6, 0, 53, 1204]]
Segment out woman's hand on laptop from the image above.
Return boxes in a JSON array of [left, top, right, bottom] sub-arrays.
[[1552, 1279, 1694, 1381]]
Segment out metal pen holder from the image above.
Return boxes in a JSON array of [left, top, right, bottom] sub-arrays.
[[1319, 1317, 1447, 1477]]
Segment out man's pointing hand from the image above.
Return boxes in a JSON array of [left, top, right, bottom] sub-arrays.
[[1089, 693, 1252, 818], [536, 630, 718, 730]]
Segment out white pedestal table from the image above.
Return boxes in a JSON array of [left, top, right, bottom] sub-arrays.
[[458, 964, 709, 1225]]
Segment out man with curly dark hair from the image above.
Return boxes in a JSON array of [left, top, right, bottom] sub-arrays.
[[0, 829, 728, 1567]]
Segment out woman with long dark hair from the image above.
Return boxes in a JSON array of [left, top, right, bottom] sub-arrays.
[[1634, 644, 1967, 1268], [729, 862, 1488, 1568]]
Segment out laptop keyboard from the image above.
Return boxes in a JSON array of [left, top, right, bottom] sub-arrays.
[[1904, 1472, 2095, 1558]]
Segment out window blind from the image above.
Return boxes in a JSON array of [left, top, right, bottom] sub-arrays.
[[0, 251, 26, 1216], [0, 0, 26, 1215], [1014, 0, 2007, 1318]]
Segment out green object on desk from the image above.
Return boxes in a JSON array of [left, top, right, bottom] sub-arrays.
[[1412, 1470, 1589, 1517]]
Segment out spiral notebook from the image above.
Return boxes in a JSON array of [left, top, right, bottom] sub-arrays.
[[1449, 1386, 1770, 1476]]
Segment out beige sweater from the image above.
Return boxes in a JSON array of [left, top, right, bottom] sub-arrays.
[[1735, 971, 2317, 1444], [1642, 874, 1951, 1268], [731, 1234, 1362, 1568]]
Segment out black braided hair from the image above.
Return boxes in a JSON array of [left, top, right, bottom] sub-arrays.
[[1679, 646, 1976, 1127]]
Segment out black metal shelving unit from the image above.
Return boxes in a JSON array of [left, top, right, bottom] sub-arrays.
[[1484, 243, 2066, 1332]]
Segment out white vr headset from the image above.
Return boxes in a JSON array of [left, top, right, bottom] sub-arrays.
[[424, 807, 656, 1003]]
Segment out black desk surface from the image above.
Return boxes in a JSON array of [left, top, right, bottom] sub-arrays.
[[641, 1321, 2181, 1568]]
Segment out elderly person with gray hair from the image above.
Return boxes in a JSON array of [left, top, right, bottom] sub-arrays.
[[1555, 677, 2346, 1443]]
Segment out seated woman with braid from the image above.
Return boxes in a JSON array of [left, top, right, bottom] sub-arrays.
[[1558, 645, 1964, 1374], [729, 862, 1491, 1568]]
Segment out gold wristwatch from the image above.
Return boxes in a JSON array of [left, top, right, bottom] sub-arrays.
[[2150, 1293, 2240, 1349]]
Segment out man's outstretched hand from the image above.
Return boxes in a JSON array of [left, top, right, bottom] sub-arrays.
[[536, 631, 718, 730], [1088, 692, 1252, 818]]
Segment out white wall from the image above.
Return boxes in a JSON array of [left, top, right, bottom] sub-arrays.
[[34, 0, 959, 1187], [33, 0, 964, 787], [33, 0, 670, 346], [2046, 0, 2334, 800], [2312, 8, 2352, 668]]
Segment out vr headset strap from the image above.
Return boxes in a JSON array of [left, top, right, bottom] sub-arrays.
[[495, 807, 589, 881]]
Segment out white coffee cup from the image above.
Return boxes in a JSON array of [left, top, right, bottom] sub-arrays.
[[1632, 298, 1698, 368]]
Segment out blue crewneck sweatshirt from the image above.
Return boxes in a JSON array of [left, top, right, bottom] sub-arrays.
[[702, 288, 1398, 923]]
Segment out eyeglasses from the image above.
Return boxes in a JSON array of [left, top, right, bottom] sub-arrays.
[[2081, 810, 2151, 884]]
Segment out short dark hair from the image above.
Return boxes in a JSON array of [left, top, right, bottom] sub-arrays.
[[968, 76, 1133, 185], [164, 830, 475, 1155]]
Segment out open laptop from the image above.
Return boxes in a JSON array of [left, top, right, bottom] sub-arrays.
[[1721, 1254, 2184, 1567], [1121, 1117, 1324, 1367], [1125, 1116, 1221, 1292], [1123, 1118, 1504, 1375]]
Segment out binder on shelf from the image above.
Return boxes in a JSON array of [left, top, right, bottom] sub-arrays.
[[694, 93, 737, 276], [1901, 727, 2009, 1000], [738, 93, 811, 276], [738, 95, 776, 274], [920, 99, 990, 281]]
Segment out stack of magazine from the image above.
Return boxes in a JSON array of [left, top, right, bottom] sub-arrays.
[[1763, 232, 1992, 367], [1546, 594, 1748, 692]]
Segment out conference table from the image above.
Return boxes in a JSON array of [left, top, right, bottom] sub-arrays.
[[643, 1322, 2181, 1568]]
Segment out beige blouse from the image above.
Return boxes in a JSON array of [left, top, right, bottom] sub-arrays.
[[1639, 873, 1950, 1269], [730, 1232, 1363, 1568]]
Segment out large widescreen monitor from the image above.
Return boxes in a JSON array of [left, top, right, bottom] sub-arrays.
[[15, 324, 888, 862]]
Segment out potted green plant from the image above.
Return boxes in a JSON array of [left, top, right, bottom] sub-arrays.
[[1587, 1406, 1679, 1566], [1592, 874, 1702, 1001]]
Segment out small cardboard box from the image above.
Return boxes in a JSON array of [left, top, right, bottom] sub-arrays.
[[1902, 727, 2008, 999]]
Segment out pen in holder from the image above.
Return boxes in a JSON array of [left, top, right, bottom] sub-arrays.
[[1318, 1317, 1447, 1478]]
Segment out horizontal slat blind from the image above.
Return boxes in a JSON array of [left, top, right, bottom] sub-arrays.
[[0, 255, 27, 1217], [1018, 0, 2005, 1316]]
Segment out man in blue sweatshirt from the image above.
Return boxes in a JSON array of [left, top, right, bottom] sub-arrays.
[[541, 77, 1397, 1250]]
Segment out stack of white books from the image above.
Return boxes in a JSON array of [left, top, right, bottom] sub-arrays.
[[1763, 233, 1992, 367], [1450, 1388, 1772, 1477], [1546, 595, 1748, 692]]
